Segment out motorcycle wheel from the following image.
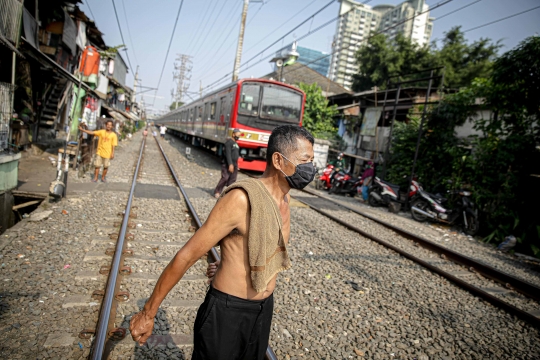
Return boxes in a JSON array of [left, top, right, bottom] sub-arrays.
[[463, 213, 480, 236], [329, 184, 339, 194], [368, 188, 380, 207], [411, 199, 429, 222]]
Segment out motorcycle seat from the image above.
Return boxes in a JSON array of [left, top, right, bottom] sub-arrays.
[[378, 179, 400, 195], [426, 192, 447, 202]]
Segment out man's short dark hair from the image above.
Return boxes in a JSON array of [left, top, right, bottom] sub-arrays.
[[106, 119, 114, 125], [266, 125, 314, 164]]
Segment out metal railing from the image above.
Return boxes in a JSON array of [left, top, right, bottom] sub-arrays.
[[0, 0, 23, 44], [0, 82, 14, 152]]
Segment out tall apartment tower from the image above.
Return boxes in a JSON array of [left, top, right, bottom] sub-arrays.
[[329, 0, 434, 89]]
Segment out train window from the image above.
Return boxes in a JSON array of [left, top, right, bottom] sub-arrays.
[[198, 107, 202, 121], [260, 86, 302, 123], [238, 84, 260, 116], [210, 102, 216, 121]]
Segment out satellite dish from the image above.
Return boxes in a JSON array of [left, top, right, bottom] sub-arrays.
[[276, 59, 284, 68]]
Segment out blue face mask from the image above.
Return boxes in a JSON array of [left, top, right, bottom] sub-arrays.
[[279, 153, 316, 189]]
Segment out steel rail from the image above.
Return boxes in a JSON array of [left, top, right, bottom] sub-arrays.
[[291, 196, 540, 328], [301, 188, 540, 302], [91, 137, 146, 359], [154, 137, 278, 360], [239, 170, 539, 328]]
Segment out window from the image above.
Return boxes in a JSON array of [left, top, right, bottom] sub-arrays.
[[210, 102, 216, 121], [238, 84, 260, 116], [260, 86, 302, 123]]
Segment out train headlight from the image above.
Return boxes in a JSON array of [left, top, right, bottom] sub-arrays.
[[259, 148, 267, 158], [240, 149, 248, 156]]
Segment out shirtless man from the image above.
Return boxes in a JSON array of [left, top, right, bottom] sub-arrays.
[[129, 125, 315, 359]]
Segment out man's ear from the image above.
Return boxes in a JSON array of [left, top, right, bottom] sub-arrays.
[[272, 152, 284, 172]]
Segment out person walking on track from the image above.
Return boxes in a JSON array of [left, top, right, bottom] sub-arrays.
[[213, 128, 242, 198], [159, 124, 167, 138], [78, 119, 118, 183], [129, 125, 316, 360]]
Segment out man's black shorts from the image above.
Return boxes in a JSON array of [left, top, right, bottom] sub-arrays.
[[192, 285, 273, 360]]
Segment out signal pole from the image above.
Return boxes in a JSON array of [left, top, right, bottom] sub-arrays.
[[232, 0, 263, 82], [173, 54, 192, 109]]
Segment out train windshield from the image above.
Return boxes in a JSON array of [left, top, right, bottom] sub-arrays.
[[237, 83, 302, 130], [260, 86, 302, 123]]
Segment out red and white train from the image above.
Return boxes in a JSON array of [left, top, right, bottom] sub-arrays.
[[156, 79, 306, 171]]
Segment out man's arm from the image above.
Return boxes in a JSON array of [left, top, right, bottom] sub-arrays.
[[130, 189, 249, 345], [224, 140, 233, 167], [78, 126, 96, 136]]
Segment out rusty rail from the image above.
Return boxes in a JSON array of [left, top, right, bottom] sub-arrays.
[[154, 136, 278, 360]]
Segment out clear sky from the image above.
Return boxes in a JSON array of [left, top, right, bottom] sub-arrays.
[[81, 0, 540, 116]]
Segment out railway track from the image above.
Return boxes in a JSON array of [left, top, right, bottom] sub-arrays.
[[233, 170, 540, 329], [85, 136, 277, 359], [290, 188, 540, 327]]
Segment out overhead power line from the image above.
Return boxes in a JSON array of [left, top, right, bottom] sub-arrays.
[[204, 0, 454, 93], [86, 0, 97, 22], [120, 0, 139, 66], [152, 0, 186, 107], [184, 0, 217, 55], [200, 0, 338, 91], [434, 0, 481, 21], [191, 0, 235, 59], [111, 0, 135, 77], [280, 0, 454, 81], [463, 4, 540, 33]]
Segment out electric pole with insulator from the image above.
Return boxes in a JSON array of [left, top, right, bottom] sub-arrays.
[[232, 0, 263, 82]]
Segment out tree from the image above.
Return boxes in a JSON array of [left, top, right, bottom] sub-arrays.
[[169, 101, 184, 111], [435, 27, 500, 89], [352, 33, 432, 92], [385, 36, 540, 256], [352, 27, 500, 92], [298, 82, 338, 140]]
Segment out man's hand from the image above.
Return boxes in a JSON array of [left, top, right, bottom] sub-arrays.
[[206, 260, 220, 284], [78, 125, 83, 131], [110, 154, 114, 160], [228, 164, 234, 173], [129, 310, 154, 345]]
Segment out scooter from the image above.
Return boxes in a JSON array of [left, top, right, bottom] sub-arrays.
[[368, 176, 421, 211], [314, 164, 335, 190], [329, 172, 363, 196], [410, 188, 480, 235]]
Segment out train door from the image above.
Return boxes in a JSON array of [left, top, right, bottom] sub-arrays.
[[209, 101, 217, 138], [218, 96, 229, 141], [195, 106, 203, 135]]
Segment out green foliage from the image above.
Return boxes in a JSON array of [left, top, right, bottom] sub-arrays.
[[386, 36, 540, 257], [352, 33, 432, 91], [99, 45, 126, 60], [352, 27, 500, 91], [170, 101, 184, 111], [298, 82, 338, 140], [435, 27, 501, 89]]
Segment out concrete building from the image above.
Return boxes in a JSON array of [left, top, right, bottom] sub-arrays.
[[329, 0, 434, 89], [273, 44, 331, 77]]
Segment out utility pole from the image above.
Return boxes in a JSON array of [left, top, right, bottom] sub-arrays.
[[232, 0, 263, 82], [173, 54, 192, 109], [199, 80, 203, 98], [132, 66, 139, 103]]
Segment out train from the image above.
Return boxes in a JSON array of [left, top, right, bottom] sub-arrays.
[[155, 79, 306, 171]]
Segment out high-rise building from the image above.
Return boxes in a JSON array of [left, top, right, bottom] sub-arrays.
[[273, 44, 331, 77], [329, 0, 434, 90]]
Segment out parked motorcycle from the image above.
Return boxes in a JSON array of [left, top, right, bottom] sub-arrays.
[[410, 188, 480, 235], [368, 177, 421, 210], [328, 171, 364, 196], [314, 164, 335, 190]]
